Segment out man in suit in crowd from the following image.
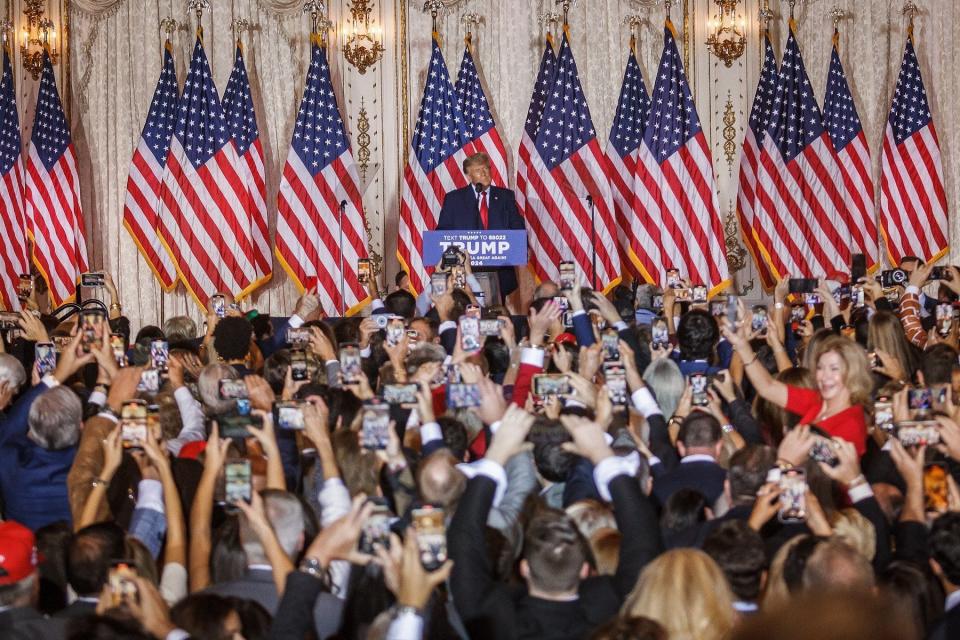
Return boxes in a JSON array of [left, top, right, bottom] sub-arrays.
[[437, 152, 526, 304], [649, 412, 727, 507], [929, 513, 960, 640]]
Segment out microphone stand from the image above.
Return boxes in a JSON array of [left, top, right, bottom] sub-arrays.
[[585, 194, 597, 290], [338, 200, 347, 316]]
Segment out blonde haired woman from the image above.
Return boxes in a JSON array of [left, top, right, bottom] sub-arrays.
[[723, 316, 873, 455], [621, 548, 736, 640]]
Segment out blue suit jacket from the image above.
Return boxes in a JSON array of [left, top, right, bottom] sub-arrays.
[[437, 185, 526, 296]]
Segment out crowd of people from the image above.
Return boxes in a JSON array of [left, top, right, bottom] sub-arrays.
[[1, 254, 959, 640]]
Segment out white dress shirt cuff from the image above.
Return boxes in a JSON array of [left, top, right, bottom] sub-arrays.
[[360, 346, 372, 358], [386, 610, 424, 640], [88, 390, 107, 407], [136, 479, 165, 513], [371, 298, 386, 311], [40, 375, 59, 389], [420, 421, 442, 445], [288, 314, 305, 329], [489, 420, 501, 435], [165, 630, 191, 640], [593, 453, 640, 502], [438, 320, 457, 335], [457, 458, 507, 507], [613, 321, 628, 332], [904, 285, 921, 296], [319, 478, 352, 526], [520, 348, 545, 368], [630, 388, 663, 418], [847, 483, 874, 503], [572, 310, 586, 318]]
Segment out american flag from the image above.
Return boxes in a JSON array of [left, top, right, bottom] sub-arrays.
[[878, 30, 947, 265], [753, 24, 850, 279], [736, 32, 778, 291], [454, 43, 508, 187], [157, 35, 257, 308], [823, 31, 878, 272], [276, 38, 370, 316], [605, 37, 651, 282], [0, 46, 27, 311], [515, 33, 556, 253], [631, 22, 729, 292], [25, 50, 88, 307], [524, 31, 620, 290], [222, 43, 272, 287], [397, 35, 467, 294], [122, 41, 179, 291]]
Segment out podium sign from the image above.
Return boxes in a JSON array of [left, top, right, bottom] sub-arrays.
[[422, 230, 528, 267]]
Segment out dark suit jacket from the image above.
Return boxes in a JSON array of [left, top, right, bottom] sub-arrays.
[[52, 599, 96, 620], [0, 606, 66, 640], [206, 567, 344, 639], [651, 459, 727, 507], [929, 604, 960, 640], [449, 471, 661, 639], [437, 184, 526, 296]]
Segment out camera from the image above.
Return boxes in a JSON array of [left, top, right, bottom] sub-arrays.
[[879, 269, 908, 288]]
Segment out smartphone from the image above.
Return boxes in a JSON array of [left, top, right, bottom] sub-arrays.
[[357, 258, 372, 285], [275, 401, 305, 430], [360, 402, 391, 450], [291, 349, 309, 382], [880, 269, 908, 288], [386, 316, 405, 346], [430, 272, 448, 297], [851, 253, 867, 284], [219, 378, 248, 400], [809, 436, 839, 467], [559, 261, 576, 291], [896, 420, 941, 447], [788, 278, 818, 294], [924, 463, 950, 513], [652, 294, 664, 311], [804, 292, 821, 305], [80, 272, 105, 288], [219, 411, 262, 439], [287, 327, 310, 347], [150, 339, 169, 372], [109, 333, 126, 367], [412, 506, 447, 571], [778, 468, 807, 523], [666, 268, 681, 289], [108, 562, 139, 607], [80, 310, 105, 354], [479, 318, 501, 337], [690, 373, 709, 407], [852, 285, 865, 309], [726, 295, 739, 327], [867, 351, 881, 370], [790, 304, 806, 323], [211, 294, 226, 318], [908, 387, 933, 416], [691, 284, 707, 303], [224, 460, 252, 508], [137, 368, 160, 394], [532, 373, 570, 397], [359, 499, 393, 555], [120, 399, 148, 450], [459, 315, 481, 354], [447, 383, 481, 409], [16, 274, 32, 300], [35, 342, 56, 377], [929, 266, 953, 281], [339, 344, 362, 384], [651, 319, 670, 350], [451, 265, 466, 290], [604, 363, 627, 405], [936, 304, 953, 337], [874, 396, 894, 433], [835, 284, 852, 302], [601, 329, 620, 362], [710, 301, 725, 317], [0, 312, 19, 329], [751, 306, 768, 337], [383, 384, 418, 405]]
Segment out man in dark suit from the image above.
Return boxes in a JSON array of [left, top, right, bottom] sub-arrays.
[[929, 513, 960, 640], [650, 412, 727, 507], [437, 152, 526, 302]]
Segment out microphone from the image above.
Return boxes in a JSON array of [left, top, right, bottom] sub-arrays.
[[474, 182, 487, 195]]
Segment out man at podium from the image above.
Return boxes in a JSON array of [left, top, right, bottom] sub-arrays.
[[437, 152, 526, 303]]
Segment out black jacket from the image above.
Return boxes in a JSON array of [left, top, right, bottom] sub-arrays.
[[449, 469, 661, 639]]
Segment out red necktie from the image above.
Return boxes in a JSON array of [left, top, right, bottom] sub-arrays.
[[479, 191, 489, 229]]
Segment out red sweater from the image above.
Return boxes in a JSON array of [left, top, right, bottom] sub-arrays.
[[785, 385, 867, 455]]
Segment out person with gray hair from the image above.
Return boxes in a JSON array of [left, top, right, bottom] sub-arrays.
[[197, 363, 240, 417], [0, 353, 27, 412], [642, 358, 685, 421], [1, 385, 82, 530], [162, 315, 198, 343], [207, 489, 349, 639]]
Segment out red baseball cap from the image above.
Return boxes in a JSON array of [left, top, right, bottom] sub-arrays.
[[0, 521, 38, 585]]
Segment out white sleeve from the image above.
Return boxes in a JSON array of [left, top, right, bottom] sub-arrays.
[[593, 453, 640, 502], [385, 610, 424, 640], [457, 458, 507, 507], [159, 562, 188, 606], [318, 478, 353, 599], [166, 386, 206, 456]]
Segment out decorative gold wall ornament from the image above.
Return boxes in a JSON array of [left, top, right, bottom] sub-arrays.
[[356, 98, 372, 181], [20, 0, 60, 80], [724, 204, 753, 296], [722, 93, 737, 170], [706, 0, 746, 67], [188, 0, 209, 24], [343, 0, 384, 74]]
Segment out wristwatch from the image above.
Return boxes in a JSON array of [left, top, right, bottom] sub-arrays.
[[393, 605, 421, 619]]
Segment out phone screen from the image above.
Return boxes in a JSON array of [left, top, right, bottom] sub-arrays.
[[361, 402, 391, 450], [35, 343, 57, 377], [412, 506, 447, 570], [357, 258, 371, 285], [339, 345, 361, 383], [778, 468, 807, 523], [690, 373, 709, 407], [120, 400, 148, 449], [559, 261, 576, 291], [924, 464, 950, 513], [459, 316, 481, 353], [150, 339, 169, 371], [224, 460, 252, 507]]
